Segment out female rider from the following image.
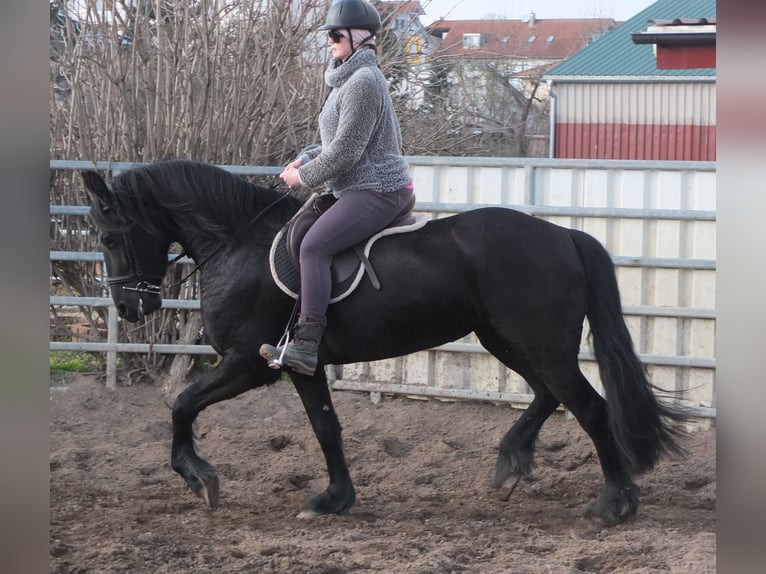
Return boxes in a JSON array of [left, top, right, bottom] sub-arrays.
[[259, 0, 414, 375]]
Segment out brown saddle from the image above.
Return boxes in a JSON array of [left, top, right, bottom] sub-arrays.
[[268, 191, 426, 303]]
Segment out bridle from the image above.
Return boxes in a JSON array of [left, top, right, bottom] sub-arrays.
[[102, 180, 292, 296], [101, 197, 166, 297]]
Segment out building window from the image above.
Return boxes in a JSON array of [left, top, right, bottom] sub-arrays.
[[463, 33, 481, 49], [528, 35, 536, 43], [546, 35, 555, 43]]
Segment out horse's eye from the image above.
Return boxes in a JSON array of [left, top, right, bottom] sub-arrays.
[[101, 234, 117, 248]]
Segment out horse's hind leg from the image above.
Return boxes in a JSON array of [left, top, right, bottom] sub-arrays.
[[289, 368, 356, 517], [476, 330, 561, 498], [539, 361, 639, 525], [492, 385, 560, 499], [171, 353, 281, 508]]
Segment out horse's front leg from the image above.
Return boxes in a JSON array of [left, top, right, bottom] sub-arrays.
[[171, 352, 280, 508], [289, 369, 356, 517]]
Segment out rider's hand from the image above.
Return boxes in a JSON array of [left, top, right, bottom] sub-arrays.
[[279, 164, 303, 189]]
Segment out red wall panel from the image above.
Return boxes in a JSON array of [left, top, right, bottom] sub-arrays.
[[555, 123, 716, 161], [656, 45, 716, 70]]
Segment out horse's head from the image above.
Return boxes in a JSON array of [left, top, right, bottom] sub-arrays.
[[82, 170, 169, 322]]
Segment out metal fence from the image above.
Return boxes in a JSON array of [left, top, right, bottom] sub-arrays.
[[50, 158, 716, 420]]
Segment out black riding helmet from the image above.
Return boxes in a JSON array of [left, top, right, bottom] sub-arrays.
[[318, 0, 381, 33]]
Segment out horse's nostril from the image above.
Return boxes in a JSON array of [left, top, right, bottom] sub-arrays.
[[117, 302, 128, 318]]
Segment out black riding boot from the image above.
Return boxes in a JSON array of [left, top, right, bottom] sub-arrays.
[[259, 315, 325, 376]]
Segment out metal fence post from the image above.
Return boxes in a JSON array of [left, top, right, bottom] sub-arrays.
[[106, 303, 119, 389]]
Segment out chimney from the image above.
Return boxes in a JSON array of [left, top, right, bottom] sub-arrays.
[[528, 11, 536, 27]]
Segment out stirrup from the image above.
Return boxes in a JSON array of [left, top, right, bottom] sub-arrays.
[[263, 298, 301, 369], [264, 329, 290, 369]]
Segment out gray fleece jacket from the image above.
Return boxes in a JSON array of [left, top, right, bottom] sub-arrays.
[[298, 48, 412, 196]]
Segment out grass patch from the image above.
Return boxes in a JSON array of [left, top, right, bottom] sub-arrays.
[[50, 351, 101, 374]]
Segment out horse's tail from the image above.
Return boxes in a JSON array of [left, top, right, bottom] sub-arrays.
[[568, 228, 687, 475]]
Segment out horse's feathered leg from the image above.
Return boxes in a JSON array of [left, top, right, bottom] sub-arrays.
[[171, 352, 281, 508], [289, 369, 356, 517], [539, 362, 640, 526], [492, 389, 561, 500], [475, 329, 562, 498]]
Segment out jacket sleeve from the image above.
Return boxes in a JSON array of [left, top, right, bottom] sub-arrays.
[[300, 145, 322, 164]]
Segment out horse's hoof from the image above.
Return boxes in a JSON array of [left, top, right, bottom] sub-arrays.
[[201, 475, 220, 509], [495, 474, 522, 502], [492, 448, 532, 490], [301, 486, 356, 516], [584, 502, 629, 526], [297, 509, 321, 520], [584, 484, 639, 526]]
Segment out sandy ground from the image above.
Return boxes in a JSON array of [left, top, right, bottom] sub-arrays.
[[50, 373, 715, 573]]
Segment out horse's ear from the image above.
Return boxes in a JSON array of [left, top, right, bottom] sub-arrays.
[[81, 170, 111, 204]]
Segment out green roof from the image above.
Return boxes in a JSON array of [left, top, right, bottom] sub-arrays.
[[546, 0, 716, 78]]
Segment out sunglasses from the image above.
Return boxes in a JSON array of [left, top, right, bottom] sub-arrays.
[[327, 30, 346, 43]]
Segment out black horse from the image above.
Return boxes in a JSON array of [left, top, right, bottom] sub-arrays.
[[82, 159, 685, 526]]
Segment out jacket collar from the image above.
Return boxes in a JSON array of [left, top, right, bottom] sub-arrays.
[[325, 48, 378, 89]]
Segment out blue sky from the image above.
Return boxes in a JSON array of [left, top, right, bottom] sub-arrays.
[[419, 0, 656, 24]]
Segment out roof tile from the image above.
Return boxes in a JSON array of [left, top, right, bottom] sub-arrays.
[[427, 18, 616, 60]]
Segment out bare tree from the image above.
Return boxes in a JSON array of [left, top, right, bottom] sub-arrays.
[[50, 0, 332, 380]]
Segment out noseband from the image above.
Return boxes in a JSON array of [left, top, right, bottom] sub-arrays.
[[107, 277, 163, 295]]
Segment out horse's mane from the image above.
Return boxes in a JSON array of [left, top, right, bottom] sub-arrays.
[[108, 160, 301, 243]]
